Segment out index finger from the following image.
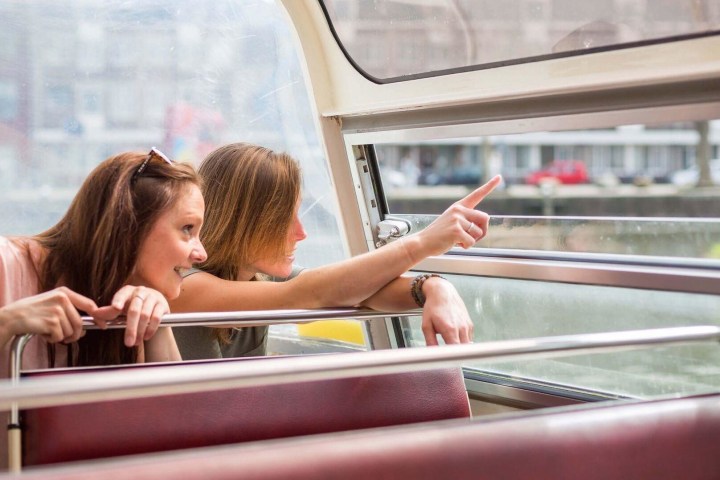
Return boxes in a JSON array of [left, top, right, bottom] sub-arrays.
[[91, 305, 124, 329], [59, 288, 100, 320], [110, 285, 135, 311], [457, 175, 502, 209]]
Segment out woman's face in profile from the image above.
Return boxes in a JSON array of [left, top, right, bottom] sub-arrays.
[[130, 184, 207, 299], [252, 197, 307, 279]]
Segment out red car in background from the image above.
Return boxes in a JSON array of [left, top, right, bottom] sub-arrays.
[[525, 160, 589, 185]]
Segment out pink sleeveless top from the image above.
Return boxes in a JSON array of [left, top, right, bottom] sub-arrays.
[[0, 236, 69, 373], [0, 236, 67, 468]]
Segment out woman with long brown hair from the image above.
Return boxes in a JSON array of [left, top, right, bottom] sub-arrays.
[[172, 143, 500, 359], [0, 148, 207, 368]]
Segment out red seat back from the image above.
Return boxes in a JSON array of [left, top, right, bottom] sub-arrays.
[[10, 394, 720, 480], [21, 359, 469, 466]]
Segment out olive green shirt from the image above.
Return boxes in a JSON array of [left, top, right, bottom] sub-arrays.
[[173, 266, 304, 360]]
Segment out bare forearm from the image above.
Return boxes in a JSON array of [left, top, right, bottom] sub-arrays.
[[360, 276, 417, 311], [172, 178, 499, 313], [0, 309, 15, 350], [143, 327, 181, 363], [299, 177, 500, 308], [367, 275, 475, 346], [300, 236, 428, 308]]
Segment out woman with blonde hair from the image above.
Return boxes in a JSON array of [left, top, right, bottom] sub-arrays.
[[172, 143, 500, 358], [0, 148, 207, 368]]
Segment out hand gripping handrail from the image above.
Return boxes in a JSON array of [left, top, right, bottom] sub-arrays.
[[5, 307, 419, 472], [8, 307, 421, 380]]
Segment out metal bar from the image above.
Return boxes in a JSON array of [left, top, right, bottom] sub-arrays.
[[79, 308, 421, 329], [8, 308, 420, 385], [414, 255, 720, 296], [8, 334, 31, 422], [0, 325, 717, 411], [7, 334, 31, 474], [7, 307, 421, 394], [342, 101, 720, 144], [5, 308, 419, 473], [339, 80, 720, 134]]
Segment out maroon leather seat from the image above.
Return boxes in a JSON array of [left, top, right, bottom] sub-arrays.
[[20, 359, 470, 466], [9, 394, 720, 480]]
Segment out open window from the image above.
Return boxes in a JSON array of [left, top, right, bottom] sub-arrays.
[[280, 1, 720, 405]]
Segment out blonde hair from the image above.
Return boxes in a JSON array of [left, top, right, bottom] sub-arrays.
[[198, 143, 301, 345], [198, 143, 301, 281]]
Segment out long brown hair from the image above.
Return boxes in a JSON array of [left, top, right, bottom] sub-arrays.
[[199, 143, 301, 280], [34, 151, 201, 366], [198, 143, 301, 343]]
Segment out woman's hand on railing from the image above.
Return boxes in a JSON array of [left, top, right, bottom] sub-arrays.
[[0, 287, 99, 346], [94, 286, 170, 347], [420, 277, 474, 346]]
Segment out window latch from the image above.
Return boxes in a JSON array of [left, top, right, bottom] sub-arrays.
[[376, 218, 411, 247]]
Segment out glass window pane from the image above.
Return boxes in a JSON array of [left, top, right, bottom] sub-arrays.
[[379, 119, 720, 258], [0, 0, 346, 272], [0, 81, 18, 121], [375, 119, 720, 201], [394, 215, 720, 260], [323, 0, 720, 80], [381, 111, 720, 397], [400, 273, 720, 398]]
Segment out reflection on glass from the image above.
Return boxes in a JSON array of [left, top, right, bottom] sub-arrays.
[[401, 273, 720, 398], [324, 0, 720, 79], [376, 119, 720, 219]]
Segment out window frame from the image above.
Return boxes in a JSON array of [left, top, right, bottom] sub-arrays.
[[317, 0, 720, 84], [279, 1, 720, 403]]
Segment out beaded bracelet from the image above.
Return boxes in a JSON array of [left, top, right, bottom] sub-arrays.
[[410, 273, 445, 308]]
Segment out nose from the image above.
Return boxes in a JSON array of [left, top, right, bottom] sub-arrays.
[[294, 217, 307, 242], [191, 240, 208, 263]]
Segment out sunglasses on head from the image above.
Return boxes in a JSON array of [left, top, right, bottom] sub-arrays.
[[132, 147, 174, 183]]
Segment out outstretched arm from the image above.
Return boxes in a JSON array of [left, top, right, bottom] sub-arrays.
[[171, 176, 501, 313], [360, 275, 473, 346]]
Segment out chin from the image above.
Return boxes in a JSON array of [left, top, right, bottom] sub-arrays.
[[276, 264, 294, 278], [262, 267, 292, 279], [256, 259, 294, 279], [160, 281, 182, 301], [166, 286, 182, 300]]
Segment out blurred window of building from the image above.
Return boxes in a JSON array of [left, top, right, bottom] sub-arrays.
[[0, 81, 18, 121], [1, 0, 345, 273]]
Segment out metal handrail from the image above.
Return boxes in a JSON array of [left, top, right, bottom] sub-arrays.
[[77, 307, 422, 329], [1, 325, 718, 411], [9, 307, 419, 376], [5, 307, 419, 473], [9, 307, 421, 382]]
